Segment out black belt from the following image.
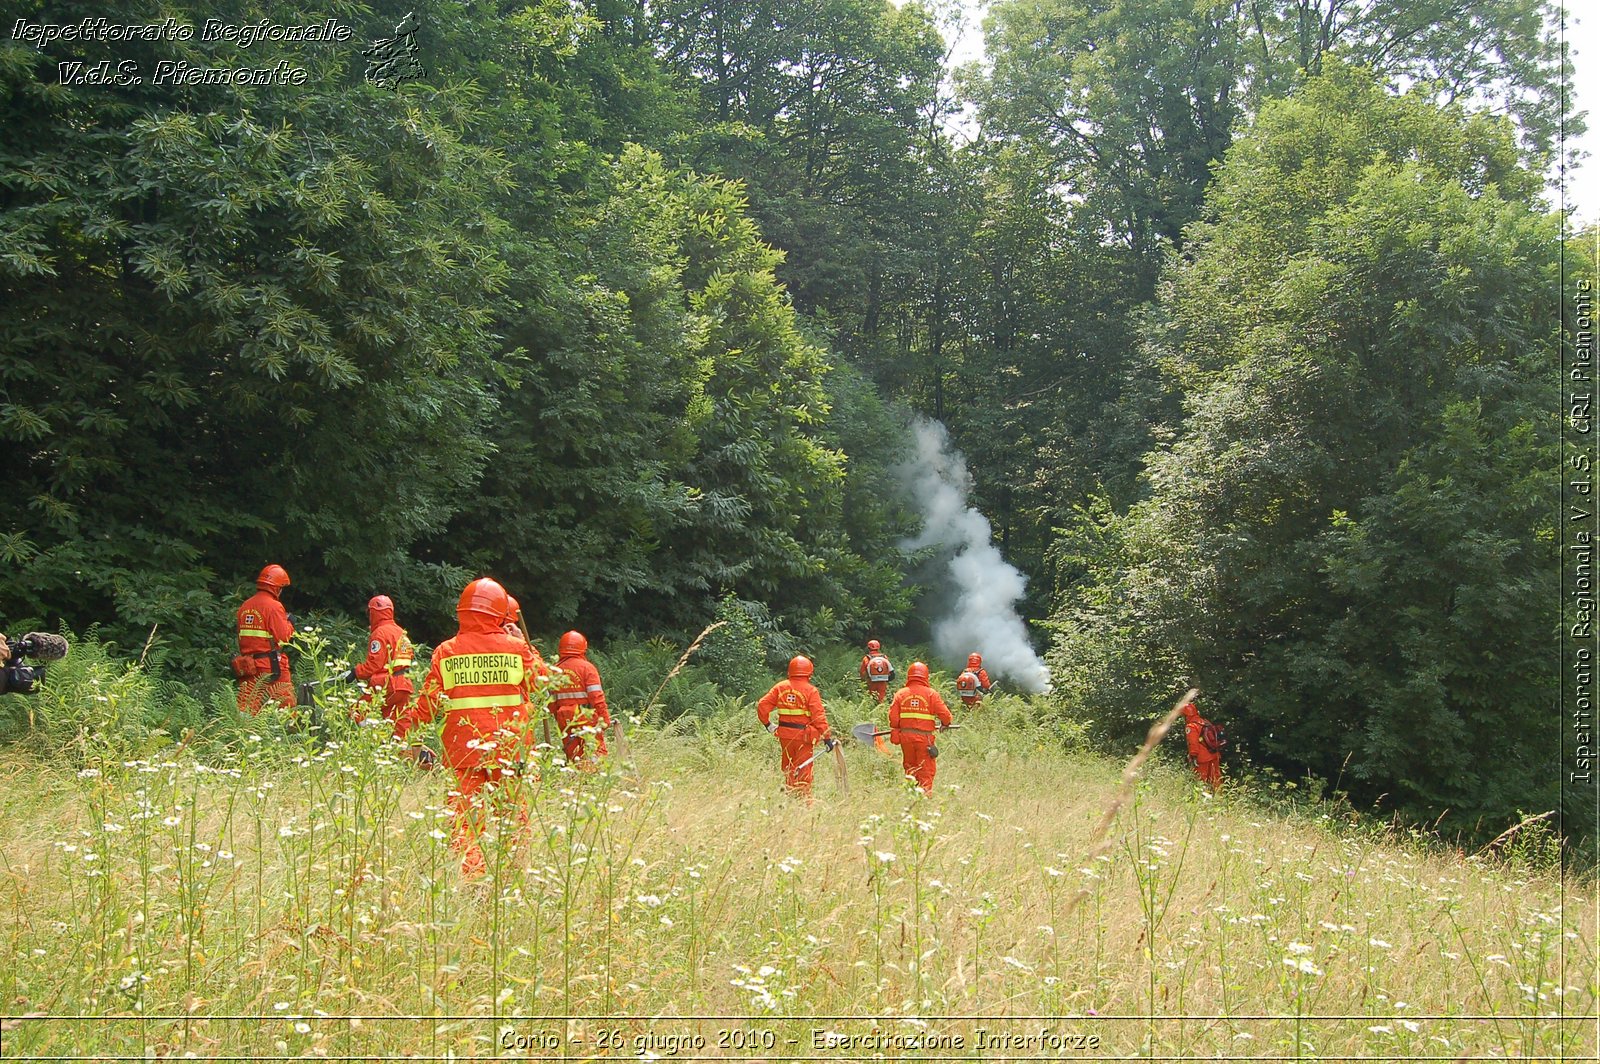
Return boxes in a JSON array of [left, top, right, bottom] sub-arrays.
[[248, 649, 282, 682], [777, 720, 807, 730]]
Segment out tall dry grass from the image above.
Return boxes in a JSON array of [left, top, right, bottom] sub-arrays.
[[0, 690, 1592, 1059]]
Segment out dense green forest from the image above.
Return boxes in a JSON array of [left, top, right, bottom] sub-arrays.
[[0, 0, 1589, 843]]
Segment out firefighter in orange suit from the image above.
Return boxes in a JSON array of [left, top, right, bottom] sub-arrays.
[[1181, 698, 1223, 792], [756, 655, 835, 798], [889, 661, 953, 792], [346, 595, 415, 724], [859, 639, 895, 702], [549, 630, 610, 767], [955, 652, 992, 708], [504, 596, 528, 642], [233, 564, 296, 716], [395, 578, 546, 878]]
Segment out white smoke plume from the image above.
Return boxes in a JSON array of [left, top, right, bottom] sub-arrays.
[[899, 418, 1053, 694]]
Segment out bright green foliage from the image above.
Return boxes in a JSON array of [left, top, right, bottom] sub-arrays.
[[816, 363, 922, 638], [963, 0, 1574, 678], [696, 592, 801, 699], [937, 142, 1161, 618], [979, 0, 1576, 273], [1235, 0, 1577, 161], [979, 0, 1242, 263], [445, 146, 911, 635], [1050, 66, 1567, 838], [0, 0, 512, 665], [0, 0, 920, 658], [654, 0, 946, 333]]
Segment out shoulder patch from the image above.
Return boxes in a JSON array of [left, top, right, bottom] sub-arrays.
[[370, 639, 383, 654]]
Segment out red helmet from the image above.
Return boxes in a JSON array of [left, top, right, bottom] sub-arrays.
[[506, 596, 522, 624], [867, 639, 881, 652], [457, 577, 509, 619], [256, 564, 290, 591], [787, 655, 814, 681], [559, 630, 588, 657], [967, 652, 983, 669], [908, 661, 930, 685]]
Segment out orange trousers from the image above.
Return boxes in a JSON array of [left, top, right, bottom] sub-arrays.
[[552, 704, 608, 765], [237, 657, 295, 716], [866, 681, 888, 703], [777, 732, 816, 796], [356, 680, 413, 724], [899, 738, 936, 792], [1192, 756, 1222, 791], [441, 709, 535, 876]]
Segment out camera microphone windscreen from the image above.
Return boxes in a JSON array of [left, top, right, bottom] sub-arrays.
[[21, 633, 69, 661]]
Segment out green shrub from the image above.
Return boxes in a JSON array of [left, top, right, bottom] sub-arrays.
[[0, 628, 205, 763]]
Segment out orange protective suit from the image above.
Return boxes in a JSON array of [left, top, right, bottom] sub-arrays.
[[1181, 701, 1222, 792], [396, 579, 546, 877], [353, 595, 414, 723], [756, 657, 833, 798], [955, 654, 992, 708], [889, 664, 953, 792], [549, 631, 610, 767], [235, 566, 296, 716], [859, 642, 895, 703]]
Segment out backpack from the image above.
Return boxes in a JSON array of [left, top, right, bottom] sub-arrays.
[[1201, 720, 1226, 754], [956, 670, 980, 696], [867, 654, 892, 680]]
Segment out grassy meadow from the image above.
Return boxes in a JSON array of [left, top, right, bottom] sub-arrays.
[[0, 679, 1593, 1060]]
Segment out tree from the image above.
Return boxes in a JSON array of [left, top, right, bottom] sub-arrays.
[[978, 0, 1578, 280], [1050, 65, 1568, 838], [1237, 0, 1577, 162], [442, 146, 911, 636], [0, 0, 512, 666], [654, 0, 946, 331]]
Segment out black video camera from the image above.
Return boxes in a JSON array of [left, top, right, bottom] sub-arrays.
[[1, 632, 70, 695]]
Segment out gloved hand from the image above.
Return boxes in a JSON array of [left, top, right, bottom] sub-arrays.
[[412, 746, 436, 769], [767, 721, 779, 735], [341, 668, 357, 683], [823, 736, 837, 752], [927, 743, 939, 760]]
